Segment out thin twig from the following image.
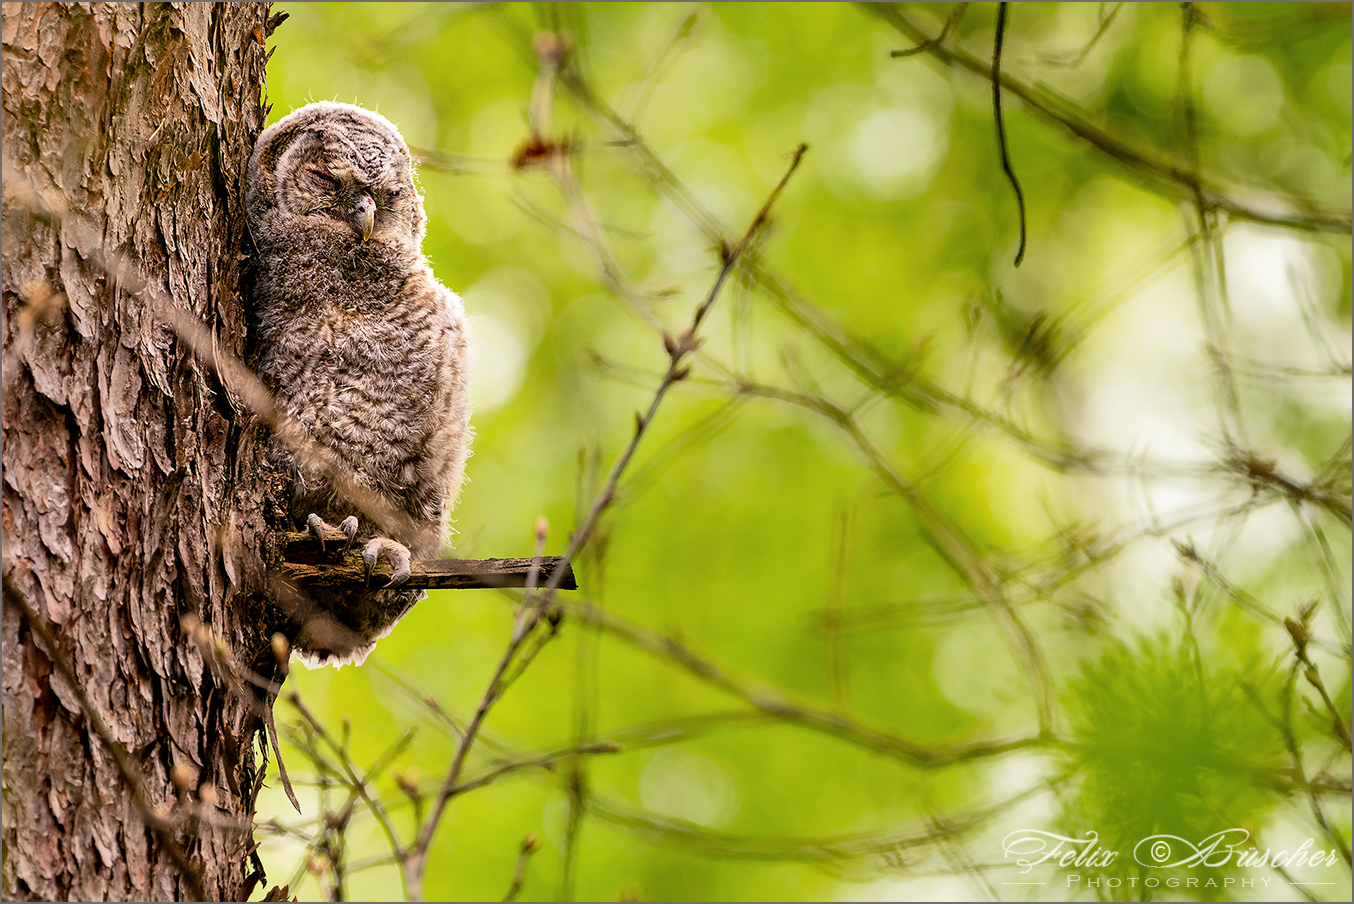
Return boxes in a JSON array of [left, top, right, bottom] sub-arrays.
[[891, 3, 967, 58], [446, 741, 624, 800], [502, 834, 539, 901], [627, 11, 699, 126], [1036, 2, 1123, 68], [992, 2, 1027, 267], [266, 701, 304, 815], [1283, 605, 1353, 752]]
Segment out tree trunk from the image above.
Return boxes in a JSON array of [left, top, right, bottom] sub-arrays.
[[2, 3, 283, 899]]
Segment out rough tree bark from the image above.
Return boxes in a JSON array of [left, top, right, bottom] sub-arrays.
[[2, 4, 286, 900]]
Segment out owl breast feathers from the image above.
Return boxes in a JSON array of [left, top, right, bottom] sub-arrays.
[[246, 101, 473, 667]]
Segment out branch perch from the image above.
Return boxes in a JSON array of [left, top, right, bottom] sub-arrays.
[[279, 530, 578, 591]]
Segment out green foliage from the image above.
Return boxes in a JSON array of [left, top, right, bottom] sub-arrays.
[[255, 3, 1351, 900], [1062, 630, 1286, 893]]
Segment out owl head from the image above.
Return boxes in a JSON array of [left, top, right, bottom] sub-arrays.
[[247, 101, 426, 247]]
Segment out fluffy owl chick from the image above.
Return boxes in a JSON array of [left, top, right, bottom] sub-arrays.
[[246, 101, 472, 667]]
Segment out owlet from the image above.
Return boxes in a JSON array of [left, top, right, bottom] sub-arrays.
[[245, 101, 472, 667]]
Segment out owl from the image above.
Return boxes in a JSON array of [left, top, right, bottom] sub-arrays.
[[245, 101, 472, 667]]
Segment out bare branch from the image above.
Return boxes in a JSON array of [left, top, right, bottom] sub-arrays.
[[281, 551, 578, 591]]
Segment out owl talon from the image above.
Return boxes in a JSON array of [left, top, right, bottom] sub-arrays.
[[306, 513, 330, 555], [361, 544, 377, 587], [362, 537, 412, 588], [338, 515, 359, 554]]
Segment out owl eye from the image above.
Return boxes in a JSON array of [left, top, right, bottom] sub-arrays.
[[306, 167, 340, 189]]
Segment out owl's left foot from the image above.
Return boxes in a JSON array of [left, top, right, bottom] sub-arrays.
[[362, 537, 412, 587], [306, 513, 360, 555]]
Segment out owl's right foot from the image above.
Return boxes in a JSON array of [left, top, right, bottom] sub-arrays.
[[306, 513, 359, 555], [362, 537, 412, 587]]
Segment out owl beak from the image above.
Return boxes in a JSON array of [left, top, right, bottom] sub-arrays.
[[353, 196, 376, 242]]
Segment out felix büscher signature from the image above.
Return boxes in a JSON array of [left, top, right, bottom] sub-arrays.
[[1002, 829, 1344, 874]]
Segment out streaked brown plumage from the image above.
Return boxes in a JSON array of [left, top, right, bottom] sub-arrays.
[[246, 102, 472, 666]]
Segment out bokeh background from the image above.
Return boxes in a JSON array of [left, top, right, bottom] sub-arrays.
[[253, 3, 1352, 900]]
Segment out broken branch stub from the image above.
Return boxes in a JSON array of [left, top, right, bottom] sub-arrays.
[[279, 529, 579, 591]]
